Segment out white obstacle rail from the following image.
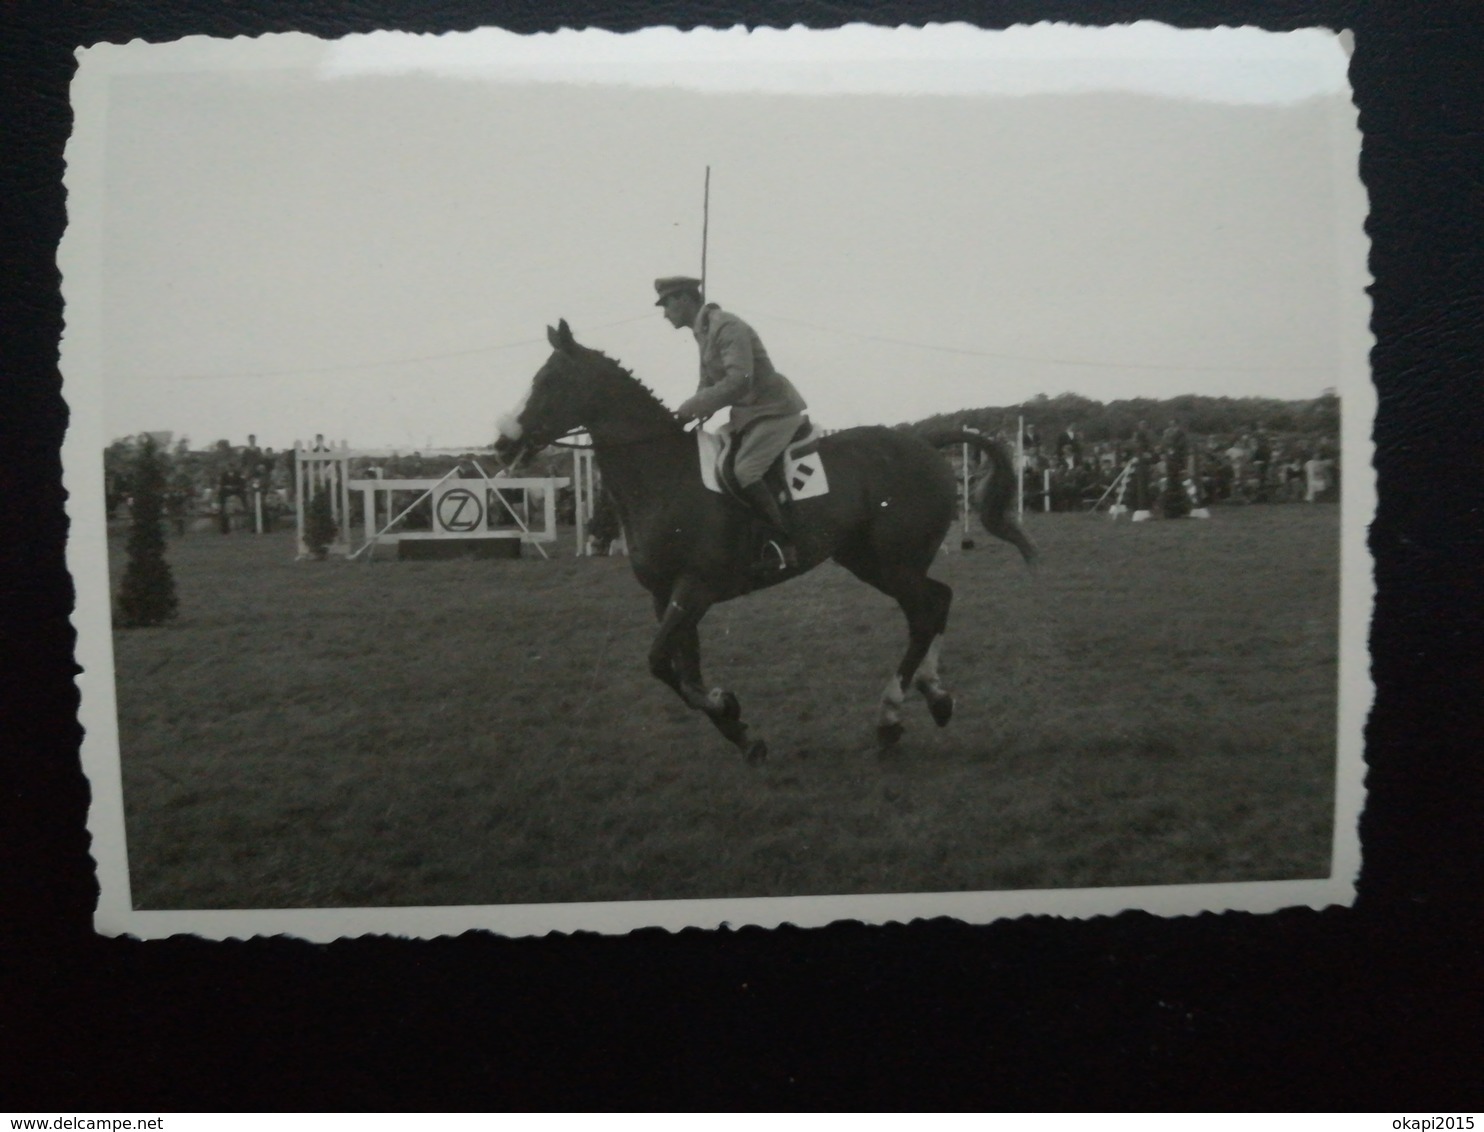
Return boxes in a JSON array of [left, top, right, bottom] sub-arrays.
[[568, 435, 599, 557], [294, 440, 354, 557], [349, 466, 566, 562], [293, 440, 574, 561]]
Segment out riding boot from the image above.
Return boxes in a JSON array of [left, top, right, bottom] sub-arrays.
[[739, 480, 799, 569]]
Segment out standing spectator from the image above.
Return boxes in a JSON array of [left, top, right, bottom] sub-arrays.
[[1055, 422, 1083, 470], [246, 453, 274, 532], [1161, 419, 1191, 518], [281, 447, 299, 504], [1132, 419, 1156, 460], [242, 434, 264, 478], [164, 472, 192, 536], [1224, 435, 1249, 498], [1304, 451, 1332, 502], [1022, 422, 1042, 470], [217, 464, 248, 534], [994, 416, 1014, 446], [1280, 449, 1305, 501], [1251, 425, 1272, 502], [1064, 460, 1092, 511], [587, 484, 624, 555]]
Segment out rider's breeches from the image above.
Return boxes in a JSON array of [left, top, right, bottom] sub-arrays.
[[731, 412, 806, 486]]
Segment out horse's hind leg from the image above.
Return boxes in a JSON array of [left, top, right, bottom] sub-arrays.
[[875, 575, 951, 748], [834, 548, 954, 748], [911, 605, 955, 728], [978, 488, 1040, 567]]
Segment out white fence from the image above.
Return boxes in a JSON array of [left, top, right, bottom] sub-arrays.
[[293, 441, 572, 560]]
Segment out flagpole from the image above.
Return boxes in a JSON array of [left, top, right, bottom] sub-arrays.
[[700, 165, 710, 303]]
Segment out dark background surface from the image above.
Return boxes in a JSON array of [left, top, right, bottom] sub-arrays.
[[3, 0, 1481, 1110]]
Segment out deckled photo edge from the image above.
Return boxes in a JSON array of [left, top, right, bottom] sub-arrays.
[[65, 22, 1373, 942]]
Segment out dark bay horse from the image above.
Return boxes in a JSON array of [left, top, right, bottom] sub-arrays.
[[495, 320, 1037, 762]]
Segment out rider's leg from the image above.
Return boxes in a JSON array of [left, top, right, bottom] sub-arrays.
[[738, 481, 796, 568], [734, 413, 805, 568]]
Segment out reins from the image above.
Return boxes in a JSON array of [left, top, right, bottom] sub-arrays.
[[544, 422, 693, 452]]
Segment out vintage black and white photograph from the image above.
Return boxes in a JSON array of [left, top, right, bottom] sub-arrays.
[[62, 22, 1373, 940]]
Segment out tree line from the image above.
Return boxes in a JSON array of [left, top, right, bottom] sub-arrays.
[[906, 389, 1340, 443]]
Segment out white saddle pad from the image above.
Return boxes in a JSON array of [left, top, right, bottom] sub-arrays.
[[696, 424, 829, 501]]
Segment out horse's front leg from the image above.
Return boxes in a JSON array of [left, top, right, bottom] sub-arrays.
[[649, 579, 766, 763]]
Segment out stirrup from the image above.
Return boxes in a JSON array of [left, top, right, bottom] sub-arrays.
[[758, 538, 797, 571]]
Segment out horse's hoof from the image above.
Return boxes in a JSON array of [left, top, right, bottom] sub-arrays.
[[877, 722, 904, 750], [745, 739, 768, 765], [717, 690, 741, 721], [927, 692, 954, 727]]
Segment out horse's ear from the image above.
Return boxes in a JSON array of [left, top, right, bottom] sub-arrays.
[[546, 324, 562, 351], [556, 318, 575, 351]]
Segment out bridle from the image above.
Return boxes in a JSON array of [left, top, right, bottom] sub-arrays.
[[496, 422, 691, 473]]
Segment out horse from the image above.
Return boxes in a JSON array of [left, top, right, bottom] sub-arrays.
[[494, 320, 1037, 763]]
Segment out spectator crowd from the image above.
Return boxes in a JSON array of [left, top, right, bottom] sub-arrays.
[[105, 433, 296, 534], [964, 418, 1341, 516], [103, 433, 575, 537], [106, 402, 1341, 541]]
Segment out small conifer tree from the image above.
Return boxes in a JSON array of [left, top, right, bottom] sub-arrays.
[[304, 487, 337, 560], [116, 436, 179, 627]]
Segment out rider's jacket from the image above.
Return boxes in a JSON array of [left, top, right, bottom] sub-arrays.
[[677, 304, 807, 430]]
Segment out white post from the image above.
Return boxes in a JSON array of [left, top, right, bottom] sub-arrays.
[[362, 486, 376, 547], [254, 489, 263, 534], [573, 447, 586, 556], [293, 441, 306, 558], [1016, 415, 1025, 517], [1189, 453, 1211, 519], [337, 441, 352, 556], [1043, 468, 1051, 513], [961, 441, 972, 540], [585, 451, 597, 555]]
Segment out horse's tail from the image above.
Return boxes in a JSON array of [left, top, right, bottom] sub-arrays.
[[925, 430, 1039, 567]]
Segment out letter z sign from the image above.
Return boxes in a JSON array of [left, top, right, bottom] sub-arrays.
[[435, 486, 484, 534]]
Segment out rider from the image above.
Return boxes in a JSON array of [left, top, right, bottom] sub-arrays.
[[655, 276, 808, 569]]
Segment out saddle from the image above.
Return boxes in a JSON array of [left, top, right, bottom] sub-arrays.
[[696, 417, 830, 508]]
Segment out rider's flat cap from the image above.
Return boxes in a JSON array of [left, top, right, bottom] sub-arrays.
[[654, 276, 703, 304]]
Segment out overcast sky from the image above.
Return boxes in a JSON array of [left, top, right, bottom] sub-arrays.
[[73, 23, 1366, 451]]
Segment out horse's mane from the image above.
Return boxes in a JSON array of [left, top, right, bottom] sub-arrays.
[[571, 341, 683, 433]]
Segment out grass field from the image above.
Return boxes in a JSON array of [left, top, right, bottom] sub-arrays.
[[107, 504, 1340, 909]]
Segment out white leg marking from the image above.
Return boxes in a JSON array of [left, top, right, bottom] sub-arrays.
[[914, 636, 945, 696], [879, 674, 906, 727]]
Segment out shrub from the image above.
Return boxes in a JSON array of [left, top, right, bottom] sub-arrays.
[[116, 436, 179, 627], [304, 487, 338, 560]]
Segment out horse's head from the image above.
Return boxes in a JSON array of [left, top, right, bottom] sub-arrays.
[[495, 319, 679, 467], [494, 319, 595, 467]]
